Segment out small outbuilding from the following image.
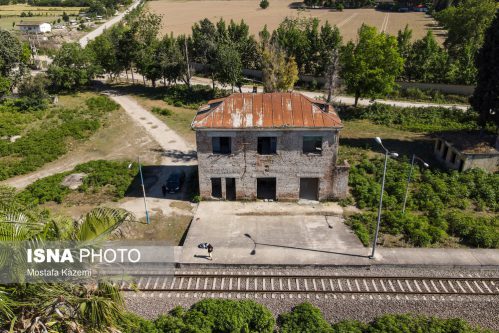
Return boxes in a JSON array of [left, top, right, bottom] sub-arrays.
[[17, 22, 52, 33], [433, 131, 499, 173]]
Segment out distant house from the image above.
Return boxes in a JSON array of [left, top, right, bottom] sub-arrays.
[[433, 131, 499, 173], [17, 22, 52, 33], [192, 92, 349, 201]]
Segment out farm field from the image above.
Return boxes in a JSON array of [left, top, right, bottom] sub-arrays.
[[146, 0, 444, 41], [0, 4, 85, 30]]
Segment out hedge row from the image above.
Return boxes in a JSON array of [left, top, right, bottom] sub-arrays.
[[117, 300, 495, 333]]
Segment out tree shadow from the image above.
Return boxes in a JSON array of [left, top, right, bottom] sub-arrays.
[[150, 148, 198, 162]]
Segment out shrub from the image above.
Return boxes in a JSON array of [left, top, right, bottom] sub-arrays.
[[341, 103, 479, 132], [16, 172, 71, 205], [16, 160, 137, 205], [279, 303, 333, 333], [85, 95, 119, 113], [163, 84, 228, 109], [119, 312, 159, 333], [189, 299, 275, 333], [335, 3, 344, 11], [151, 107, 173, 116], [347, 158, 499, 248], [260, 0, 269, 9]]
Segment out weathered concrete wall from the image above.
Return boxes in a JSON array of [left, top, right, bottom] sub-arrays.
[[433, 139, 499, 173], [196, 129, 349, 201]]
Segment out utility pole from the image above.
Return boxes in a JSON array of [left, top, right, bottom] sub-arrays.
[[184, 37, 191, 88], [137, 157, 150, 225]]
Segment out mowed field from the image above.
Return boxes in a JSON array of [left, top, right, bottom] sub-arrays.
[[147, 0, 443, 41]]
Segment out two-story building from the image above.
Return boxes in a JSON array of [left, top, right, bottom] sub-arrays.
[[191, 92, 349, 201]]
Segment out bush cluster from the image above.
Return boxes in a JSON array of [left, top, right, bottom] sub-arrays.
[[341, 103, 478, 132], [117, 300, 494, 333], [347, 158, 499, 247], [16, 160, 137, 205], [120, 299, 275, 333], [151, 107, 173, 117], [0, 95, 117, 181], [163, 84, 228, 109]]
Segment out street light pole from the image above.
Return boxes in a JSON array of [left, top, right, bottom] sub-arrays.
[[137, 156, 150, 225], [402, 154, 429, 214], [370, 137, 397, 259]]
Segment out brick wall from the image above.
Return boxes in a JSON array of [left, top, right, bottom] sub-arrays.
[[196, 129, 349, 201]]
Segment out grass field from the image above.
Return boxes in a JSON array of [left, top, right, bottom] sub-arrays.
[[146, 0, 444, 41]]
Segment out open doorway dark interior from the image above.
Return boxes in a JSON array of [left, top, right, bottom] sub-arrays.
[[299, 178, 319, 200], [257, 178, 276, 200], [211, 178, 222, 198], [226, 178, 236, 201]]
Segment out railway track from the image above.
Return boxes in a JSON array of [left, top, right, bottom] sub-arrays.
[[116, 272, 499, 297]]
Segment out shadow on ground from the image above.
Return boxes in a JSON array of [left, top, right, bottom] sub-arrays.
[[125, 165, 199, 201]]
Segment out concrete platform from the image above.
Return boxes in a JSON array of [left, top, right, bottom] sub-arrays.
[[181, 202, 499, 268]]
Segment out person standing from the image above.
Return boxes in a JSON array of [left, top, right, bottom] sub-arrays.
[[207, 243, 213, 260], [161, 184, 167, 197]]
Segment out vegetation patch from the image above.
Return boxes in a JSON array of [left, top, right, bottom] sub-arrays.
[[0, 95, 118, 181], [116, 301, 494, 333], [346, 158, 499, 248], [340, 103, 479, 133], [16, 160, 137, 205]]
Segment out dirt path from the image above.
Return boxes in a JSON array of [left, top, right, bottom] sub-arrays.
[[1, 110, 163, 189]]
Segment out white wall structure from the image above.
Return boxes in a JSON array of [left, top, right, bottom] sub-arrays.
[[18, 22, 52, 33]]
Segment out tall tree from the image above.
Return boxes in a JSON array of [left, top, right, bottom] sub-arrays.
[[340, 25, 404, 106], [471, 10, 499, 129], [405, 31, 450, 83], [213, 44, 243, 91], [261, 44, 298, 92], [47, 42, 97, 91], [319, 22, 342, 103]]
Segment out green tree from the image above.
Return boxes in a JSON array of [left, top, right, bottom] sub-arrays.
[[340, 24, 404, 106], [471, 10, 499, 128], [156, 34, 187, 86], [47, 42, 97, 91], [405, 31, 450, 83], [16, 74, 50, 110], [0, 29, 29, 90], [214, 44, 243, 91], [435, 0, 496, 56], [87, 30, 121, 80], [260, 0, 269, 9], [261, 44, 299, 92], [397, 24, 413, 80], [319, 21, 342, 102]]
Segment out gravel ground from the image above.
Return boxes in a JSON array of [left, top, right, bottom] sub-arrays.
[[124, 266, 499, 330]]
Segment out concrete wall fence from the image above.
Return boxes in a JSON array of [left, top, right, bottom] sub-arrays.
[[191, 62, 475, 96]]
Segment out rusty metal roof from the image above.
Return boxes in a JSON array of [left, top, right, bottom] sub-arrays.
[[192, 93, 342, 130]]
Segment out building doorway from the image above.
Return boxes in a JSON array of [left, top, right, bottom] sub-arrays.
[[299, 178, 319, 200], [226, 178, 236, 201], [257, 178, 276, 200], [211, 178, 222, 198]]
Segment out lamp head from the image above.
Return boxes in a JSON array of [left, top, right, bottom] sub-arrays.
[[390, 152, 399, 157], [423, 162, 429, 168], [375, 137, 382, 144]]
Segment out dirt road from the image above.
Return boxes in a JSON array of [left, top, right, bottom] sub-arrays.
[[79, 0, 142, 47]]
